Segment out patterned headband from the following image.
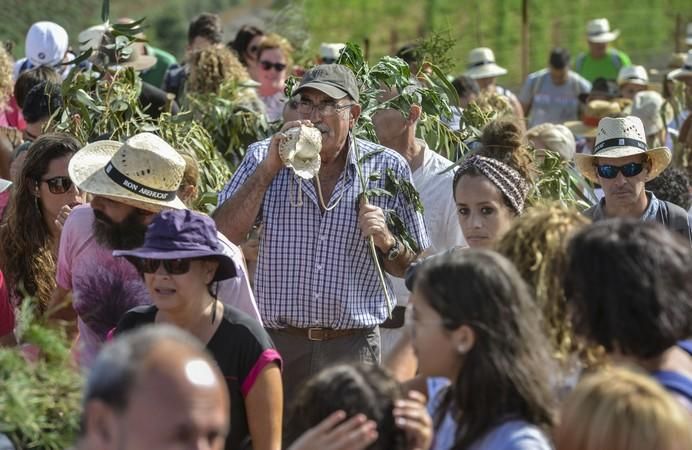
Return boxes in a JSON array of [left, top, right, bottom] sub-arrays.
[[454, 155, 529, 214]]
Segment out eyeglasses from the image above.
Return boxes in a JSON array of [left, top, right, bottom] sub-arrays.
[[260, 60, 287, 72], [297, 101, 353, 117], [137, 258, 194, 275], [41, 176, 74, 194], [596, 162, 644, 179]]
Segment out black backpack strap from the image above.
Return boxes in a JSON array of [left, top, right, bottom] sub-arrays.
[[661, 201, 692, 244]]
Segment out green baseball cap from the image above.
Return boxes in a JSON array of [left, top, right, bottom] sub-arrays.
[[294, 64, 360, 102]]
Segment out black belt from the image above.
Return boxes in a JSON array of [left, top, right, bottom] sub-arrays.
[[380, 306, 406, 329]]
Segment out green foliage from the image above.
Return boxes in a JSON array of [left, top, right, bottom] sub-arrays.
[[0, 302, 82, 450], [186, 79, 271, 173], [529, 150, 594, 211]]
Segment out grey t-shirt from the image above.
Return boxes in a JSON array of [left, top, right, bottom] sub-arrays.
[[519, 69, 591, 128]]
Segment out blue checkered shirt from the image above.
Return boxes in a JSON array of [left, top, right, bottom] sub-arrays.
[[218, 136, 430, 329]]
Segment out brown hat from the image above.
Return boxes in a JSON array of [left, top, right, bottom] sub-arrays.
[[565, 100, 622, 138]]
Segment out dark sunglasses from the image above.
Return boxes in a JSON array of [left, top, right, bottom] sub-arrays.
[[137, 258, 194, 275], [260, 60, 287, 72], [596, 162, 644, 179], [41, 176, 74, 194]]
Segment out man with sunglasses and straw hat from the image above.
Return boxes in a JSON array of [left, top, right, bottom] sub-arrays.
[[49, 132, 259, 368], [575, 116, 691, 242]]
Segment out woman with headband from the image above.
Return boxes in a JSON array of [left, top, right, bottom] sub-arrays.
[[453, 119, 533, 248]]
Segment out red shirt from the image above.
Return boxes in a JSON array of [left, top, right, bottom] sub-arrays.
[[0, 270, 13, 336]]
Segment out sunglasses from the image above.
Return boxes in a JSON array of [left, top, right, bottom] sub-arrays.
[[596, 162, 644, 179], [41, 176, 74, 194], [260, 60, 287, 72], [137, 258, 195, 275]]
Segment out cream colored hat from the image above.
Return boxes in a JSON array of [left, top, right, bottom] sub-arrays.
[[69, 133, 186, 212], [630, 91, 674, 136], [586, 18, 620, 43], [574, 116, 671, 183], [617, 65, 649, 86], [668, 50, 692, 80], [527, 123, 576, 161], [464, 47, 507, 79]]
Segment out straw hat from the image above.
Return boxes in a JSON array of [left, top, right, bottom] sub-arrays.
[[617, 65, 649, 86], [464, 47, 507, 79], [574, 116, 671, 183], [586, 18, 620, 43], [565, 100, 622, 138], [630, 91, 674, 136], [668, 50, 692, 81], [69, 133, 186, 212]]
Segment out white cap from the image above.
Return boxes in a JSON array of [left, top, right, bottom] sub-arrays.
[[25, 21, 69, 67], [319, 43, 346, 61], [464, 47, 507, 79], [617, 65, 649, 86], [630, 91, 673, 136], [586, 18, 620, 43]]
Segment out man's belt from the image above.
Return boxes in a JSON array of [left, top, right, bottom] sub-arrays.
[[275, 326, 368, 341], [380, 306, 406, 329]]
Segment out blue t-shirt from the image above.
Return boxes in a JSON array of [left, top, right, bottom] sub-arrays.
[[651, 340, 692, 411], [426, 377, 553, 450]]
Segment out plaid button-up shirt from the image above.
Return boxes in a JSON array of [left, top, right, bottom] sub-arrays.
[[218, 136, 430, 329]]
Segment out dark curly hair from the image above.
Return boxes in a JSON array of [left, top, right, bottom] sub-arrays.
[[645, 166, 691, 211], [286, 363, 406, 450], [413, 249, 555, 449], [188, 13, 222, 46], [564, 219, 692, 359]]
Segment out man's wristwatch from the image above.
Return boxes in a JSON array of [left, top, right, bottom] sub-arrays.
[[385, 238, 402, 261]]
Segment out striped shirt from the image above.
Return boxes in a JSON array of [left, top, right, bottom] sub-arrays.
[[219, 136, 430, 329]]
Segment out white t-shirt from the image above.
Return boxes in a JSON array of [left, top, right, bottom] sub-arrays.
[[391, 141, 466, 306]]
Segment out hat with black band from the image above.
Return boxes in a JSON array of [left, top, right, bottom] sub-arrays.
[[69, 133, 187, 212], [574, 116, 671, 183]]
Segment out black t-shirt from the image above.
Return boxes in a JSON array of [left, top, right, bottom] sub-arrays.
[[116, 304, 281, 450]]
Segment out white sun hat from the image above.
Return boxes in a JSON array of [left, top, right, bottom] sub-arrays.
[[464, 47, 508, 79], [668, 50, 692, 81], [630, 91, 674, 136], [68, 133, 187, 212], [617, 65, 649, 86], [586, 18, 620, 43], [574, 116, 671, 183], [25, 21, 69, 67]]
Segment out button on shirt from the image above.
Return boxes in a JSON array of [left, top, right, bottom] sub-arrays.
[[218, 137, 430, 329]]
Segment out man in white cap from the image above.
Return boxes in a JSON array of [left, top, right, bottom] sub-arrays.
[[49, 133, 259, 368], [13, 21, 70, 80], [617, 65, 650, 100], [464, 47, 524, 121], [575, 18, 631, 83], [575, 116, 691, 242]]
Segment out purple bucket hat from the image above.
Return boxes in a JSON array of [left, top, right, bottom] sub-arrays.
[[113, 209, 236, 281]]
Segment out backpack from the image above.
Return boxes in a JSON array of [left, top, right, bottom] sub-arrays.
[[657, 200, 692, 245], [575, 49, 623, 75]]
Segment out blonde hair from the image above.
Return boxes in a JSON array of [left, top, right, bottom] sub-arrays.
[[256, 33, 294, 68], [555, 367, 692, 450], [186, 45, 250, 95], [0, 45, 13, 108], [495, 203, 592, 364]]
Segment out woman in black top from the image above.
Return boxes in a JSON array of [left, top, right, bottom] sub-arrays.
[[114, 209, 282, 450]]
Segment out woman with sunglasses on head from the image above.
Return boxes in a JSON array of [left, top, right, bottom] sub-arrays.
[[407, 249, 555, 450], [452, 118, 534, 248], [0, 133, 84, 323], [114, 209, 283, 450], [255, 33, 294, 122]]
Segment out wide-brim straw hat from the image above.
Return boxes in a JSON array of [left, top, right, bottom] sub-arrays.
[[464, 47, 508, 79], [668, 50, 692, 81], [69, 132, 186, 213], [565, 100, 622, 138], [574, 116, 671, 183], [586, 18, 620, 43]]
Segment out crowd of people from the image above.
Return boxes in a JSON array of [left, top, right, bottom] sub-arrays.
[[0, 9, 691, 450]]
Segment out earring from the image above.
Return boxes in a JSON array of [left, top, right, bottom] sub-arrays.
[[457, 344, 469, 355]]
